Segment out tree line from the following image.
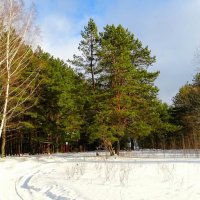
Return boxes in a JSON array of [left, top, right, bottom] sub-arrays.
[[0, 0, 198, 157]]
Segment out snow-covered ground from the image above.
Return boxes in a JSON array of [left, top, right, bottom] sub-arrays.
[[1, 151, 200, 200]]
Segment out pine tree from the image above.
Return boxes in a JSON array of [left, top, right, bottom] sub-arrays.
[[173, 73, 200, 149], [68, 18, 99, 91], [90, 24, 160, 154], [68, 18, 100, 150], [32, 50, 83, 153]]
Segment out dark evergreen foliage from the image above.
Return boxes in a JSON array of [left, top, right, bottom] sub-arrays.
[[0, 19, 183, 156]]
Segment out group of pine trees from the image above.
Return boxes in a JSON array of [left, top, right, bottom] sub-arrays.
[[0, 1, 199, 157], [172, 74, 200, 149]]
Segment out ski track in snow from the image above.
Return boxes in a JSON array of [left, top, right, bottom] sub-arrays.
[[1, 152, 200, 200], [14, 162, 81, 200], [0, 157, 82, 200]]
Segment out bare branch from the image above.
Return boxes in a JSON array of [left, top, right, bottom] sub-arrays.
[[0, 0, 39, 141]]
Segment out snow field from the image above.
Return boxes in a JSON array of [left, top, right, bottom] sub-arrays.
[[1, 153, 200, 200]]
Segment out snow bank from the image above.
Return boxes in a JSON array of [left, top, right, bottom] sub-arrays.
[[1, 152, 200, 200]]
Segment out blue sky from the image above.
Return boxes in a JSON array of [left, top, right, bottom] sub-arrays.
[[30, 0, 200, 104]]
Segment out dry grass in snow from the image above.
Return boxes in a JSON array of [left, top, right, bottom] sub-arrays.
[[1, 151, 200, 200]]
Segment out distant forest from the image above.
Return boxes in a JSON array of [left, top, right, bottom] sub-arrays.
[[0, 1, 200, 157]]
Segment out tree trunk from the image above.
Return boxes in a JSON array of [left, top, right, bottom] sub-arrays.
[[0, 13, 11, 138], [109, 146, 115, 156], [1, 121, 6, 157], [0, 76, 10, 139], [90, 41, 95, 91], [56, 136, 59, 153], [114, 140, 120, 155], [0, 77, 10, 157], [105, 140, 115, 156]]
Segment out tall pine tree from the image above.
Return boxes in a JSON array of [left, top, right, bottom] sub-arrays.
[[68, 18, 99, 90], [91, 24, 160, 154]]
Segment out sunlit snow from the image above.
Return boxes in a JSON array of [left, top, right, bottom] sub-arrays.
[[1, 151, 200, 200]]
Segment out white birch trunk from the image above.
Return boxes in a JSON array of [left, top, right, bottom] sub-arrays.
[[0, 0, 39, 146], [0, 78, 10, 138], [0, 8, 11, 138]]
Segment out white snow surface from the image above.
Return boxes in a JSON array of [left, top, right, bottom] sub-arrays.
[[1, 151, 200, 200]]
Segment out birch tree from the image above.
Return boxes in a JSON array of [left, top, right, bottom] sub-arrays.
[[0, 0, 39, 157]]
